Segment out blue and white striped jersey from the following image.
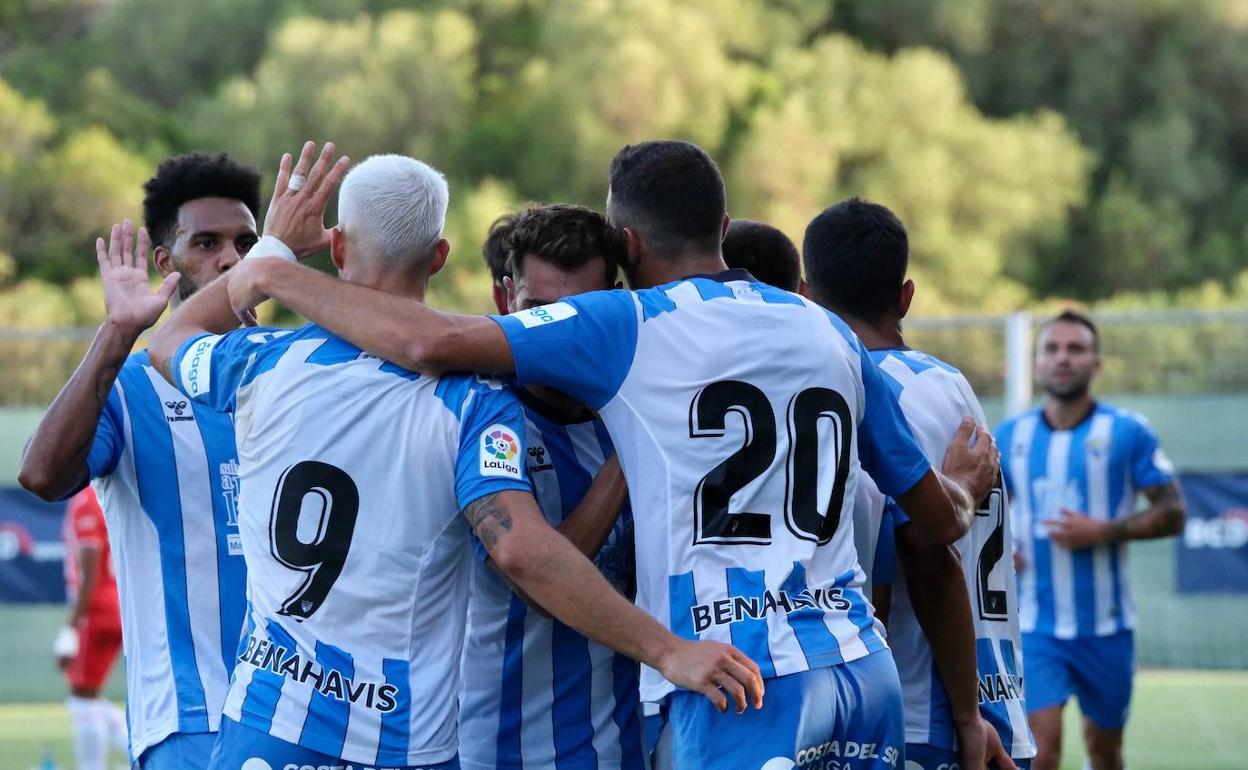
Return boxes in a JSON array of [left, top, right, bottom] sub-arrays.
[[490, 269, 932, 703], [85, 350, 246, 762], [170, 324, 532, 766], [459, 401, 645, 770], [870, 348, 1034, 760], [996, 402, 1175, 640]]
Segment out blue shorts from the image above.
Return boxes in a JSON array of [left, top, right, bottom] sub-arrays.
[[904, 743, 1032, 770], [207, 716, 459, 770], [139, 732, 217, 769], [668, 650, 904, 770], [1021, 631, 1134, 730]]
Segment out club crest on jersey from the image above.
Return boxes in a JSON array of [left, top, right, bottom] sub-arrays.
[[480, 424, 522, 479], [511, 301, 577, 329]]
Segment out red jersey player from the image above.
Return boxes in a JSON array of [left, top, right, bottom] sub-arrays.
[[56, 487, 127, 770]]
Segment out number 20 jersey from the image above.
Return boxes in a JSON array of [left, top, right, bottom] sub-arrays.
[[491, 269, 933, 703], [870, 349, 1035, 760], [171, 324, 532, 766]]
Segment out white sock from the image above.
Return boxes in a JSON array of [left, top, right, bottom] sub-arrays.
[[94, 699, 128, 754], [67, 695, 107, 770]]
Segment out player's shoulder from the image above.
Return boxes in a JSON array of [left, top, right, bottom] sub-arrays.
[[995, 405, 1043, 436], [433, 372, 520, 420], [872, 347, 964, 379], [1098, 401, 1159, 436]]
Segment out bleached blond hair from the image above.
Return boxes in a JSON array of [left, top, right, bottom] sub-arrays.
[[337, 154, 449, 267]]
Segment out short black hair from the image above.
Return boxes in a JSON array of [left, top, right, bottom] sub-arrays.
[[722, 219, 801, 292], [1041, 309, 1100, 352], [607, 140, 725, 258], [481, 211, 518, 286], [802, 197, 908, 323], [506, 204, 623, 288], [142, 153, 261, 248]]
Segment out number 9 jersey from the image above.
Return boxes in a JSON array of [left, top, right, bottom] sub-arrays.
[[490, 269, 933, 703], [171, 324, 532, 766]]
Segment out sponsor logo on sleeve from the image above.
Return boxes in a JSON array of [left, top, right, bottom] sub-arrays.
[[479, 423, 522, 479], [511, 301, 577, 329], [180, 334, 222, 398]]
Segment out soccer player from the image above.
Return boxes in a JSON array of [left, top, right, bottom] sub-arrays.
[[720, 219, 803, 293], [459, 203, 644, 770], [147, 145, 760, 768], [803, 198, 1034, 770], [57, 487, 127, 770], [996, 310, 1186, 770], [20, 153, 261, 768], [223, 139, 1000, 769]]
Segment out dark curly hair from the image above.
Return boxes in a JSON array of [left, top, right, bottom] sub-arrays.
[[142, 153, 261, 248], [505, 204, 624, 287], [481, 211, 519, 286]]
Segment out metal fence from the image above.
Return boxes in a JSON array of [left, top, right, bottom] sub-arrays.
[[1, 307, 1245, 408]]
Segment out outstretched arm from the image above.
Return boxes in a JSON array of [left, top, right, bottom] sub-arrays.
[[232, 256, 514, 376], [19, 223, 179, 500], [464, 489, 764, 714]]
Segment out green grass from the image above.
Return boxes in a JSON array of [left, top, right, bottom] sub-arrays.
[[0, 671, 1244, 769]]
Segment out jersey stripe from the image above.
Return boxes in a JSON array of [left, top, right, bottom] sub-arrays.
[[669, 573, 698, 641], [118, 365, 209, 732], [725, 567, 778, 678], [495, 596, 528, 767], [298, 641, 353, 756], [1009, 415, 1040, 632], [552, 624, 597, 768], [377, 658, 412, 765], [780, 562, 843, 665]]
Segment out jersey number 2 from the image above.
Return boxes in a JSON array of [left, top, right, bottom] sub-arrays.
[[975, 474, 1010, 621], [268, 460, 360, 621], [689, 380, 852, 546]]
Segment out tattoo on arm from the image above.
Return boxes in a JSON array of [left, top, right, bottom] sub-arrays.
[[463, 492, 513, 551], [1106, 481, 1185, 542]]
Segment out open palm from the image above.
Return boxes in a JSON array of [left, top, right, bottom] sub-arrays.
[[97, 220, 180, 333]]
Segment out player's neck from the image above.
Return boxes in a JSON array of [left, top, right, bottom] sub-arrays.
[[1042, 394, 1097, 430], [851, 317, 904, 350], [347, 267, 429, 302], [636, 252, 729, 288]]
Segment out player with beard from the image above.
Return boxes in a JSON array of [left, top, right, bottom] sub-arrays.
[[996, 310, 1185, 770], [20, 153, 261, 769], [459, 204, 646, 770]]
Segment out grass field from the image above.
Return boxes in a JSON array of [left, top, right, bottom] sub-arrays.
[[0, 670, 1243, 770]]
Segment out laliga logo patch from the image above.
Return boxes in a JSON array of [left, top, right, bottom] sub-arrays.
[[480, 424, 522, 479]]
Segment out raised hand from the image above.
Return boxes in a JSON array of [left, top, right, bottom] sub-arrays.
[[261, 140, 351, 259], [657, 639, 765, 714], [97, 220, 180, 335]]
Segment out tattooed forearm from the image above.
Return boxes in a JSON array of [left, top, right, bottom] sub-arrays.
[[1106, 481, 1186, 543], [463, 492, 514, 550]]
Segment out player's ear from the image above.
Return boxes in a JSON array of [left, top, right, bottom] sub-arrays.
[[491, 281, 509, 315], [898, 279, 915, 319], [720, 213, 731, 243], [428, 238, 450, 277], [503, 275, 518, 314], [329, 227, 347, 273], [798, 278, 812, 300], [153, 243, 175, 277]]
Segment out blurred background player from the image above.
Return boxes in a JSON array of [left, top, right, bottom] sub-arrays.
[[152, 145, 753, 768], [20, 153, 259, 769], [228, 139, 1004, 769], [720, 219, 803, 294], [459, 204, 643, 770], [57, 486, 127, 770], [996, 310, 1186, 770], [804, 197, 1034, 770]]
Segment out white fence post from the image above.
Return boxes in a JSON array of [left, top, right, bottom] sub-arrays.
[[1004, 311, 1033, 417]]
